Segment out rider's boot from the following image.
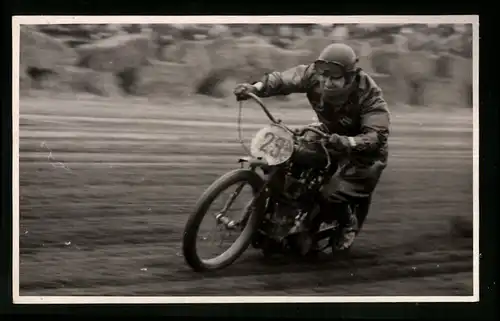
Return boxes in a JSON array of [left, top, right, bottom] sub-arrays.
[[309, 200, 358, 252], [330, 201, 358, 251]]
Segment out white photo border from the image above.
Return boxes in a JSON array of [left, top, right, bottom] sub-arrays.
[[11, 15, 480, 304]]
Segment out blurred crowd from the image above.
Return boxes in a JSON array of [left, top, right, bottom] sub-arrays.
[[21, 23, 472, 108], [36, 23, 473, 58]]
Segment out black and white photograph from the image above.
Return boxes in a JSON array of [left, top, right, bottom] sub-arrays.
[[12, 16, 478, 303]]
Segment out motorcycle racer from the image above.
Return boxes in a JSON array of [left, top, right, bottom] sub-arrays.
[[233, 43, 391, 251]]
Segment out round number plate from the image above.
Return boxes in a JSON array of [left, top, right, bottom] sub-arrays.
[[250, 124, 295, 166]]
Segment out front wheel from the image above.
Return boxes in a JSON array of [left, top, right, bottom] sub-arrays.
[[182, 169, 266, 272]]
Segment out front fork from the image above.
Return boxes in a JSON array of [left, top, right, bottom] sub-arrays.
[[213, 158, 272, 231], [214, 182, 246, 229]]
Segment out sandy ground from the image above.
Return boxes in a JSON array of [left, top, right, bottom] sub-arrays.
[[17, 95, 474, 297]]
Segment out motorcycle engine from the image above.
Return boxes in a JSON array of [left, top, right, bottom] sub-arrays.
[[268, 201, 301, 239], [263, 162, 322, 241], [283, 162, 318, 200]]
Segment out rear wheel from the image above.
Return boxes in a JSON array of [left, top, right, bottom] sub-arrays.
[[182, 169, 265, 272]]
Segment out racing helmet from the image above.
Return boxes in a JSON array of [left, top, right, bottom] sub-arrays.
[[314, 43, 360, 106]]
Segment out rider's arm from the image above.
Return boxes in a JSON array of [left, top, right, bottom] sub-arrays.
[[349, 73, 391, 153], [252, 64, 316, 97]]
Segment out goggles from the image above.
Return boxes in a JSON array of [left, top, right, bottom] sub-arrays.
[[314, 60, 356, 80]]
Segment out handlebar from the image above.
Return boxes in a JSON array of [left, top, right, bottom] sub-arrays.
[[244, 93, 330, 138], [241, 92, 334, 170], [294, 126, 330, 139], [245, 92, 281, 125]]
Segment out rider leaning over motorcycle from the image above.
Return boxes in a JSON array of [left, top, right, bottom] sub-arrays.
[[233, 43, 391, 251]]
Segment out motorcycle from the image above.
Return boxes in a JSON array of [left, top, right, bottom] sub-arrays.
[[182, 93, 372, 272]]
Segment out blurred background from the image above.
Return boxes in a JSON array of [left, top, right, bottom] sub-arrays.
[[20, 23, 473, 108]]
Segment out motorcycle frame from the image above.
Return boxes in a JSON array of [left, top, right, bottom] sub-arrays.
[[232, 93, 336, 228]]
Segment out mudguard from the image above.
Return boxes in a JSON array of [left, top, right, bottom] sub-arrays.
[[238, 156, 272, 177], [238, 156, 269, 169]]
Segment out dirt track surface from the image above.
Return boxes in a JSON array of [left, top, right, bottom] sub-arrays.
[[18, 96, 474, 296]]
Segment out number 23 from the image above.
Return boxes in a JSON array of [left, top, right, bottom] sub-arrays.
[[259, 132, 289, 158]]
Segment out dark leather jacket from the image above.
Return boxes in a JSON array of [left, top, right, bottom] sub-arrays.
[[254, 63, 391, 164]]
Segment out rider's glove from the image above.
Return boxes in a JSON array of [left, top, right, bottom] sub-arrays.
[[233, 83, 258, 101], [328, 133, 356, 153]]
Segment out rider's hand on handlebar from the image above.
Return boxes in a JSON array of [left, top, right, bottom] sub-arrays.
[[328, 133, 353, 152], [234, 83, 258, 101]]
